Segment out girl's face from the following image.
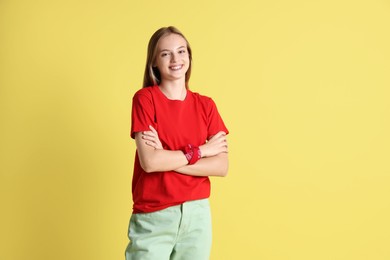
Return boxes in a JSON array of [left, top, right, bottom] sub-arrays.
[[154, 33, 190, 84]]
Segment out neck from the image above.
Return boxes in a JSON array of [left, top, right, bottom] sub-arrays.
[[159, 80, 187, 100]]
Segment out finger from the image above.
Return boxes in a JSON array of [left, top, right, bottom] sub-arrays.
[[223, 144, 228, 152], [215, 135, 226, 143], [142, 135, 156, 141], [142, 130, 153, 135], [142, 134, 156, 141], [145, 141, 155, 147], [216, 131, 226, 136], [149, 125, 158, 135], [142, 131, 156, 137], [146, 141, 161, 149], [214, 131, 227, 140], [208, 132, 222, 141]]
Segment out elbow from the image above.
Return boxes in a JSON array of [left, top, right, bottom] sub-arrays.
[[219, 167, 228, 177], [215, 153, 228, 177], [218, 160, 229, 177], [142, 164, 156, 173], [142, 165, 154, 173], [139, 158, 157, 173]]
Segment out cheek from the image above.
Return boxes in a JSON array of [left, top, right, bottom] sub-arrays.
[[156, 59, 167, 69]]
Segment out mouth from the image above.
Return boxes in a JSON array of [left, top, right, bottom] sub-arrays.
[[169, 64, 184, 71]]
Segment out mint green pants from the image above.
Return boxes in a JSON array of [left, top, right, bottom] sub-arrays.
[[125, 199, 212, 260]]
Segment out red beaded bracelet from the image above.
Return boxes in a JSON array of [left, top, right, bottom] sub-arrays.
[[183, 144, 201, 165]]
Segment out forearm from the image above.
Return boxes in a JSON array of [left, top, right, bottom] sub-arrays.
[[141, 149, 189, 173], [136, 129, 229, 174], [175, 153, 229, 177], [136, 132, 188, 173]]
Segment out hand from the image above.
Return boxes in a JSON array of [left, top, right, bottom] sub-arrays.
[[142, 125, 163, 150], [199, 131, 228, 158]]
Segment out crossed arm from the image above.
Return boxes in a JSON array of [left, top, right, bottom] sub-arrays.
[[135, 126, 229, 177]]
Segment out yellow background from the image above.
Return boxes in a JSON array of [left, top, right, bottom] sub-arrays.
[[1, 0, 389, 259]]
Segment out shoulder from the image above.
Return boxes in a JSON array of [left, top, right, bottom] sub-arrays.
[[132, 86, 162, 105], [188, 89, 215, 106], [133, 86, 156, 99], [132, 87, 160, 111], [189, 90, 218, 115]]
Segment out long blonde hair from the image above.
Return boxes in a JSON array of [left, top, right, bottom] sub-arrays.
[[143, 26, 193, 88]]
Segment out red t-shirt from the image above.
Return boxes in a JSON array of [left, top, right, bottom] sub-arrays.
[[130, 85, 228, 213]]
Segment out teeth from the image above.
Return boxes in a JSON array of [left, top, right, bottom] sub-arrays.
[[170, 65, 182, 70]]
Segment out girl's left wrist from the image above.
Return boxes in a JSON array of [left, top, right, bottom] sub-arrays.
[[183, 144, 202, 164]]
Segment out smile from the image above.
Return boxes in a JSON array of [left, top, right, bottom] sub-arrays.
[[169, 65, 183, 71]]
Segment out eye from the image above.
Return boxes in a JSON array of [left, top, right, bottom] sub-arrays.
[[161, 52, 170, 57], [178, 49, 186, 54]]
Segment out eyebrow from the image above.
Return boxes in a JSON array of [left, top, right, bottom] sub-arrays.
[[159, 46, 186, 52]]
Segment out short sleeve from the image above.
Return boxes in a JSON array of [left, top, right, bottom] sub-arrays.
[[131, 92, 156, 139], [207, 98, 229, 139]]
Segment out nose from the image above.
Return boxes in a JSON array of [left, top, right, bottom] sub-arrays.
[[170, 53, 178, 62]]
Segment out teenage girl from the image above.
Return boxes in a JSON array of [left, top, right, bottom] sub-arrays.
[[125, 26, 229, 260]]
